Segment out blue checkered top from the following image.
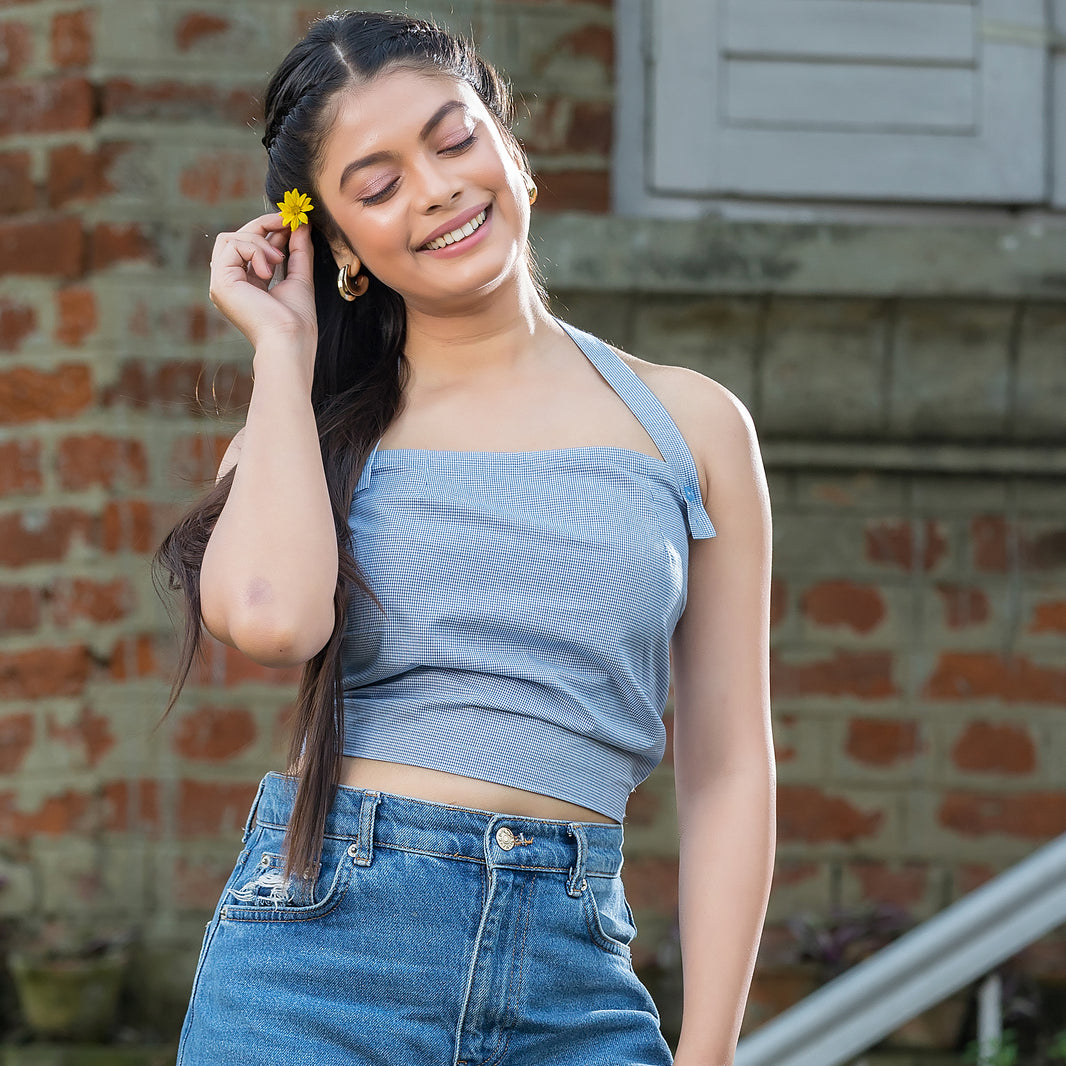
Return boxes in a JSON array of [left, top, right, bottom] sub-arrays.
[[339, 317, 716, 821]]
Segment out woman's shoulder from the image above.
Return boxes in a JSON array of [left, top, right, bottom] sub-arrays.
[[605, 341, 759, 501]]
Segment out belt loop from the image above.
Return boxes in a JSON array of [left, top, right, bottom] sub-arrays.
[[566, 823, 588, 897], [353, 790, 380, 866], [241, 774, 269, 844]]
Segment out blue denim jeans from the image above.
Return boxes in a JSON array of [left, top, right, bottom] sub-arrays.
[[177, 772, 674, 1065]]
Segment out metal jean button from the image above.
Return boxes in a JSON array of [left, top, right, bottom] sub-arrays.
[[495, 826, 516, 851]]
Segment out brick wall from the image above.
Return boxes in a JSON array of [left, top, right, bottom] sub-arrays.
[[2, 0, 1065, 1047]]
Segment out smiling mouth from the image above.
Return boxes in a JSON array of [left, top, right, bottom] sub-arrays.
[[420, 207, 489, 251]]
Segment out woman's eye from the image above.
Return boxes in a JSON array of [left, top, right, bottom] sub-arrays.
[[360, 179, 398, 206], [441, 132, 477, 155]]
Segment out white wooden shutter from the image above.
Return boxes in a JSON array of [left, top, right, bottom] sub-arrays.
[[644, 0, 1047, 204]]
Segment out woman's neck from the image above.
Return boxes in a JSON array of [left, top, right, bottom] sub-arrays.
[[401, 276, 558, 391]]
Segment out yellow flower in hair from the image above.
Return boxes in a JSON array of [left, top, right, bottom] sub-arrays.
[[277, 188, 314, 231]]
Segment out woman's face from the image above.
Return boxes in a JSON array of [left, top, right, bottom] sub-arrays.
[[315, 67, 532, 311]]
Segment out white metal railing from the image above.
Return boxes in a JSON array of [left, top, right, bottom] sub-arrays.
[[735, 832, 1066, 1066]]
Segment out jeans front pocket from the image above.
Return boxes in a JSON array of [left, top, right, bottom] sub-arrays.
[[220, 832, 358, 924], [581, 872, 638, 959]]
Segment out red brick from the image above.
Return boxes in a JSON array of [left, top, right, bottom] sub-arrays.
[[951, 721, 1036, 774], [0, 788, 94, 837], [802, 580, 884, 634], [102, 778, 160, 832], [102, 358, 252, 415], [955, 863, 996, 894], [772, 860, 820, 887], [1025, 527, 1066, 570], [0, 297, 37, 350], [177, 779, 258, 838], [89, 222, 156, 270], [0, 151, 35, 215], [50, 576, 135, 625], [972, 517, 1066, 573], [553, 23, 613, 72], [845, 718, 920, 767], [1029, 601, 1066, 633], [774, 712, 797, 763], [0, 507, 93, 566], [0, 216, 85, 278], [622, 855, 679, 913], [0, 20, 31, 77], [0, 584, 40, 631], [769, 578, 787, 629], [0, 712, 34, 773], [178, 150, 260, 205], [173, 705, 256, 761], [938, 790, 1066, 838], [971, 515, 1007, 571], [107, 634, 171, 681], [54, 285, 97, 346], [169, 432, 231, 485], [565, 100, 612, 155], [101, 78, 258, 125], [935, 583, 990, 629], [0, 77, 94, 137], [624, 781, 660, 827], [848, 860, 928, 908], [923, 651, 1066, 704], [175, 12, 231, 51], [770, 649, 898, 699], [0, 645, 91, 699], [865, 518, 948, 572], [534, 169, 609, 213], [0, 363, 93, 423], [51, 9, 93, 68], [47, 144, 96, 208], [0, 439, 42, 496], [57, 433, 148, 490], [776, 784, 885, 843], [45, 705, 115, 767], [99, 499, 169, 554]]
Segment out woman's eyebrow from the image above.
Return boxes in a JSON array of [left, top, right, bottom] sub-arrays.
[[338, 100, 470, 191]]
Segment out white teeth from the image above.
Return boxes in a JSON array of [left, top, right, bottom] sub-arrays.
[[424, 209, 487, 250]]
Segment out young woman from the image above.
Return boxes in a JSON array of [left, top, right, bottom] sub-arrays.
[[156, 11, 775, 1065]]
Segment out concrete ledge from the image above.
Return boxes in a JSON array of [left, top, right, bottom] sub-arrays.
[[762, 440, 1066, 475], [532, 213, 1066, 299]]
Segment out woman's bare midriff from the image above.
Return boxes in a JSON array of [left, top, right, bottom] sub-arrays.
[[337, 755, 618, 824]]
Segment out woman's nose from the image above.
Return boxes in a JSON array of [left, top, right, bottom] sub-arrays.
[[410, 156, 463, 212]]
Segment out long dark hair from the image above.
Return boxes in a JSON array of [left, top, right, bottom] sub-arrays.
[[153, 11, 548, 883]]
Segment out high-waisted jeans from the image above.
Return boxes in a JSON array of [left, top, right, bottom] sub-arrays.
[[177, 772, 674, 1065]]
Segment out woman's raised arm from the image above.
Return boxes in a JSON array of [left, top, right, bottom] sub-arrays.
[[198, 212, 338, 667]]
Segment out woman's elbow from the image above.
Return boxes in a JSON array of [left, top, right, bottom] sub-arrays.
[[203, 601, 335, 667]]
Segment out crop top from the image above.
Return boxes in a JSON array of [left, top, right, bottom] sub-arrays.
[[339, 317, 716, 822]]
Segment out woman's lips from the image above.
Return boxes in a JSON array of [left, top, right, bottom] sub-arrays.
[[418, 204, 493, 258]]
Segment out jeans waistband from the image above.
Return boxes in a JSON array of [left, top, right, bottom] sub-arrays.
[[243, 772, 626, 892]]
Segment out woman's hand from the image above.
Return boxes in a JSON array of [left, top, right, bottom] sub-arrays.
[[208, 211, 317, 354]]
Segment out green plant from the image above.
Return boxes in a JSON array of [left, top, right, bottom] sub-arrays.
[[963, 1029, 1021, 1066], [1047, 1028, 1066, 1062], [964, 1026, 1066, 1066]]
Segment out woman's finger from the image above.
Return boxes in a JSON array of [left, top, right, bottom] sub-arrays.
[[283, 223, 313, 284], [213, 234, 285, 279], [235, 210, 292, 238]]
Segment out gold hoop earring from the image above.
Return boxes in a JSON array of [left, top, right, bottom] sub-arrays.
[[527, 182, 538, 206], [337, 263, 369, 301]]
